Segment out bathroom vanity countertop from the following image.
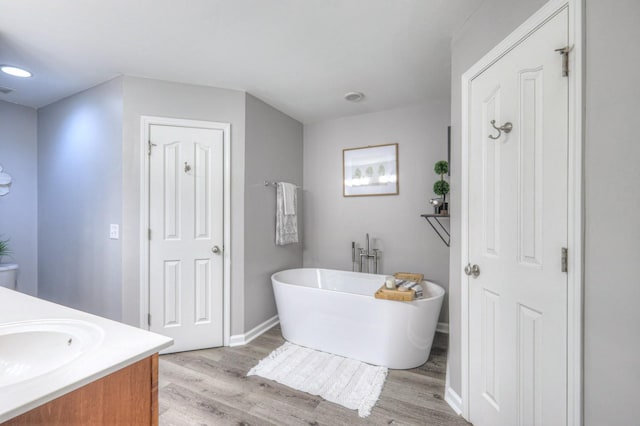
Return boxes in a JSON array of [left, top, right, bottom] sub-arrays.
[[0, 287, 173, 422]]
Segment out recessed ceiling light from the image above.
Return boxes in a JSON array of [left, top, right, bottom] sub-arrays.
[[1, 66, 32, 78], [344, 91, 364, 102]]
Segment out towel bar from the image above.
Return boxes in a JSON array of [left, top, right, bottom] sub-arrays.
[[264, 180, 300, 188]]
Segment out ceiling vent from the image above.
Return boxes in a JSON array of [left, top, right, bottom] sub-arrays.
[[344, 91, 365, 102], [0, 86, 14, 95]]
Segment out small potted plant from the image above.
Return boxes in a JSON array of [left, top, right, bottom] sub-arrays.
[[0, 237, 11, 263], [433, 160, 450, 215], [0, 236, 18, 290]]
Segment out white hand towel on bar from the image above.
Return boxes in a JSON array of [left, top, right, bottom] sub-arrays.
[[276, 182, 298, 245], [281, 182, 297, 215]]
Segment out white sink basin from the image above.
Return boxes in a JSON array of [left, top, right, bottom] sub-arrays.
[[0, 319, 104, 388]]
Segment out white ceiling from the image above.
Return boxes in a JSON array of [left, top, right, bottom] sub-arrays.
[[0, 0, 482, 123]]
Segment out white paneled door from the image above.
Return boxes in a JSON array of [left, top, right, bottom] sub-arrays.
[[468, 8, 568, 426], [149, 124, 224, 353]]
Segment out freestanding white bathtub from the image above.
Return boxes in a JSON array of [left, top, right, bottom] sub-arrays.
[[271, 268, 444, 369]]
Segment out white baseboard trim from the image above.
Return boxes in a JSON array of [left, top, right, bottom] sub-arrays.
[[436, 322, 449, 334], [444, 357, 463, 416], [445, 385, 463, 416], [228, 315, 279, 347]]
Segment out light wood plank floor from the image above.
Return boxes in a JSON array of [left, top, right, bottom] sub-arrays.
[[159, 325, 470, 426]]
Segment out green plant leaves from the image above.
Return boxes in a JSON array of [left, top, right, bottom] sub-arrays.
[[433, 180, 450, 196], [434, 160, 449, 175]]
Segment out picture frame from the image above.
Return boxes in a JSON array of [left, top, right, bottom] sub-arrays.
[[343, 143, 399, 197]]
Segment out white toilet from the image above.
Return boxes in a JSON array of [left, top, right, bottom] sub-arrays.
[[0, 264, 18, 289]]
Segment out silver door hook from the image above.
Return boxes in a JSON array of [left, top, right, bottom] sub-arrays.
[[488, 120, 513, 140], [184, 162, 191, 173]]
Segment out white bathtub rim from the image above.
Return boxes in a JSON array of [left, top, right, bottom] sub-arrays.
[[271, 268, 445, 303]]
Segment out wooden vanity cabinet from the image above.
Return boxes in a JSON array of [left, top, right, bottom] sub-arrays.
[[2, 354, 159, 426]]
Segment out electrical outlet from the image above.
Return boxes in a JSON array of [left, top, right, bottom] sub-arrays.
[[109, 224, 119, 240]]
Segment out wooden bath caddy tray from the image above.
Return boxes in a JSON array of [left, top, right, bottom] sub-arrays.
[[374, 272, 424, 302]]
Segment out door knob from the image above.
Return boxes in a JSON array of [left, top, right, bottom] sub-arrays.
[[464, 263, 480, 278], [211, 246, 221, 254]]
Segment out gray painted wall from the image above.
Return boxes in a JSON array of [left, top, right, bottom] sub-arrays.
[[0, 101, 38, 295], [121, 76, 247, 335], [33, 75, 296, 337], [584, 1, 640, 424], [303, 102, 451, 322], [37, 78, 123, 320], [244, 94, 303, 331]]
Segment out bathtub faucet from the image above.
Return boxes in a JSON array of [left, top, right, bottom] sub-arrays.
[[356, 233, 379, 274]]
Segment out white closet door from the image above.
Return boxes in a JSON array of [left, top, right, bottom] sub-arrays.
[[149, 124, 224, 353]]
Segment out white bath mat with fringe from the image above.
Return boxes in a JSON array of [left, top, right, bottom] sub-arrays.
[[247, 342, 387, 418]]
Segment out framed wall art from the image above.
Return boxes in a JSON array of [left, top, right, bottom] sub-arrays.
[[343, 143, 399, 197]]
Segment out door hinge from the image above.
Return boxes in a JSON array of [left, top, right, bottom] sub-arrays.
[[555, 45, 573, 77], [148, 140, 157, 155], [561, 247, 568, 273], [148, 228, 151, 240], [147, 313, 151, 326]]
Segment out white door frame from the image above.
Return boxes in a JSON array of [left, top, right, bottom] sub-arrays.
[[460, 0, 583, 424], [139, 116, 232, 347]]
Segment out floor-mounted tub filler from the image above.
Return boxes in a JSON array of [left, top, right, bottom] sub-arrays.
[[272, 268, 444, 369]]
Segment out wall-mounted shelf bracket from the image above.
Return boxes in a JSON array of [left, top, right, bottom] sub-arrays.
[[421, 214, 450, 247]]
